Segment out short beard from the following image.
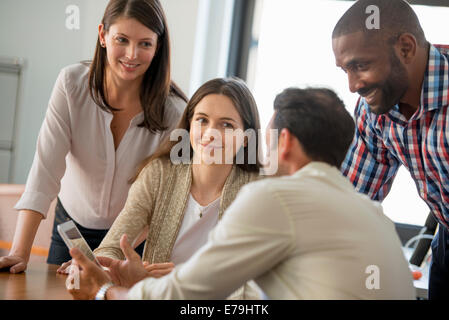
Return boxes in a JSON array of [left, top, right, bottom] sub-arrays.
[[367, 50, 409, 115]]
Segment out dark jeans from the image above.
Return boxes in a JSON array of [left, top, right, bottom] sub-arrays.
[[428, 223, 449, 299], [47, 198, 144, 265]]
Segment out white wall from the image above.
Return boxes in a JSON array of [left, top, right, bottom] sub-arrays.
[[0, 0, 109, 183], [163, 0, 235, 96], [161, 0, 201, 95], [0, 0, 230, 184]]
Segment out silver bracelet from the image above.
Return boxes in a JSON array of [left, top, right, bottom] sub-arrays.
[[94, 282, 115, 300]]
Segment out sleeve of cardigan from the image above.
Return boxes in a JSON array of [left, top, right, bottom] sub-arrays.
[[93, 159, 161, 260]]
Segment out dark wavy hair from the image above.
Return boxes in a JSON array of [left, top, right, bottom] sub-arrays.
[[89, 0, 187, 133]]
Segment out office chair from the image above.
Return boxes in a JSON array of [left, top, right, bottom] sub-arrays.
[[408, 212, 437, 267]]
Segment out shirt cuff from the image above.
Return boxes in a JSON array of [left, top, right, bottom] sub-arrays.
[[14, 190, 53, 219], [127, 278, 157, 300]]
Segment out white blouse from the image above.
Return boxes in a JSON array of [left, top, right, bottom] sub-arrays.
[[14, 63, 186, 229], [170, 194, 221, 265]]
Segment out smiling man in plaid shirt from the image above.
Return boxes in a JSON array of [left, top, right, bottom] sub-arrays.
[[332, 0, 449, 299]]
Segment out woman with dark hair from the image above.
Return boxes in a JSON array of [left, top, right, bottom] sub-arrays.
[[0, 0, 187, 272], [91, 77, 263, 299]]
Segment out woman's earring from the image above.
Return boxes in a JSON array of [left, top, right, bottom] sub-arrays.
[[100, 41, 106, 48]]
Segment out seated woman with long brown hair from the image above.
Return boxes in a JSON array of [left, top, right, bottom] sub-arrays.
[[92, 77, 264, 299]]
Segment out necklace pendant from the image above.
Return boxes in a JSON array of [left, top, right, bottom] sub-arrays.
[[199, 212, 203, 218]]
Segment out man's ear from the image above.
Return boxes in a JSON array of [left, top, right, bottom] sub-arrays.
[[278, 128, 292, 161], [395, 33, 417, 64]]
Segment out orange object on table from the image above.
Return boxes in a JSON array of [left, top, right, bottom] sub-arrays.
[[412, 270, 422, 280]]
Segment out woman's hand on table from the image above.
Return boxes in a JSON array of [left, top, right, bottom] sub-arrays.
[[57, 260, 73, 274], [143, 261, 175, 278], [58, 251, 175, 279], [0, 255, 28, 273]]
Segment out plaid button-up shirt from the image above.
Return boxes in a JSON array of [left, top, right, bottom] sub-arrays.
[[341, 44, 449, 229]]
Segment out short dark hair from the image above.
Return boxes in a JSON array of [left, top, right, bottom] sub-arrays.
[[272, 88, 355, 168], [332, 0, 427, 47]]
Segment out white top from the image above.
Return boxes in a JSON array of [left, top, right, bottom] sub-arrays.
[[170, 194, 221, 265], [14, 63, 186, 229], [128, 162, 416, 300]]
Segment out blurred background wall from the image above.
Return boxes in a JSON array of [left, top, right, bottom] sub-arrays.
[[0, 0, 234, 184]]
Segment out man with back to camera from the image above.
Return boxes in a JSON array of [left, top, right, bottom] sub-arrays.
[[332, 0, 449, 299], [65, 87, 415, 300]]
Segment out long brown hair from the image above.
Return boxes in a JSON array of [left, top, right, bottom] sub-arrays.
[[134, 77, 262, 180], [89, 0, 187, 133]]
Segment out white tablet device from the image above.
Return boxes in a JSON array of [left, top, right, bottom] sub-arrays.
[[57, 220, 100, 266]]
